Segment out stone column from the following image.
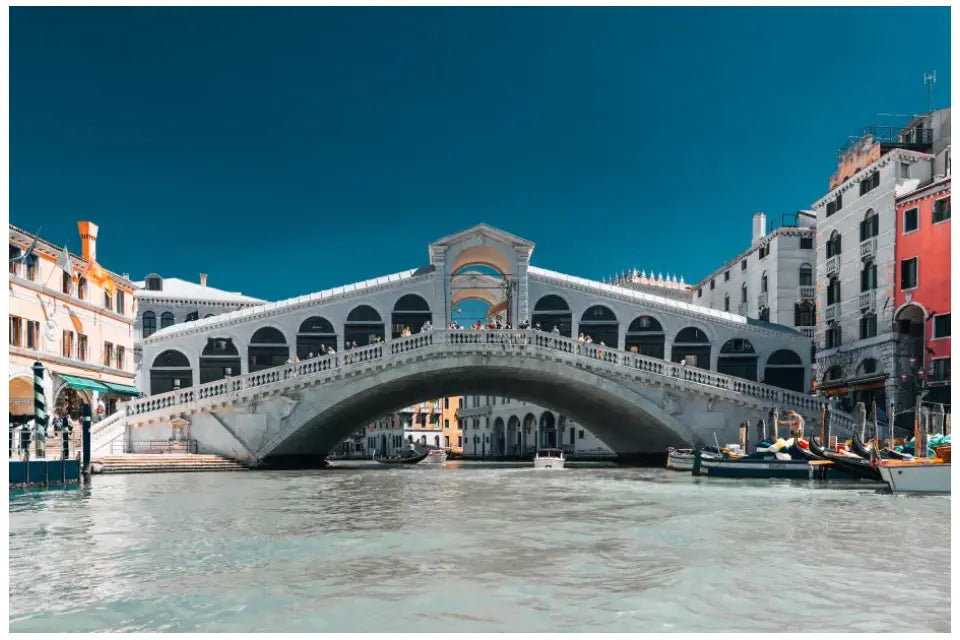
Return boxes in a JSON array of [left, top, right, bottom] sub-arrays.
[[515, 247, 531, 324], [431, 247, 448, 327]]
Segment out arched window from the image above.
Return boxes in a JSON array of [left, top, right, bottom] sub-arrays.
[[799, 263, 813, 286], [149, 349, 192, 394], [199, 338, 241, 384], [248, 327, 289, 372], [825, 365, 843, 382], [760, 272, 768, 294], [578, 305, 618, 347], [741, 282, 748, 303], [826, 231, 842, 258], [827, 277, 841, 305], [141, 311, 157, 339], [297, 316, 337, 358], [532, 295, 571, 337], [764, 349, 804, 392], [625, 315, 664, 358], [724, 294, 730, 312], [160, 311, 175, 329], [718, 338, 758, 381], [672, 327, 710, 368], [145, 274, 163, 291], [858, 358, 879, 376], [391, 294, 431, 338], [185, 311, 199, 322], [344, 305, 384, 347], [860, 261, 877, 292], [860, 209, 879, 241]]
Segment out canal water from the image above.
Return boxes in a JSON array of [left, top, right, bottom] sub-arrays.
[[9, 463, 951, 633]]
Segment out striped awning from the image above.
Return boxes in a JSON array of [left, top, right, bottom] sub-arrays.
[[103, 382, 141, 397], [59, 375, 108, 393]]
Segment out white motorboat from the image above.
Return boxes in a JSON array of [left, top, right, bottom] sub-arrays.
[[878, 459, 951, 494], [666, 447, 695, 471], [421, 449, 448, 465], [534, 448, 565, 469]]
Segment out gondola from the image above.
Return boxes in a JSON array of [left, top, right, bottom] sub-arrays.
[[374, 450, 429, 465], [809, 437, 882, 482], [851, 430, 877, 460]]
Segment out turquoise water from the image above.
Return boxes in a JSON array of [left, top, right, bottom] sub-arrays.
[[9, 463, 951, 632]]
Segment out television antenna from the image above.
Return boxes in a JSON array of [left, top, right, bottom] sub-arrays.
[[924, 71, 936, 112]]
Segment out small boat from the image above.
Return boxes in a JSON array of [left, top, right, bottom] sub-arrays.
[[667, 447, 721, 471], [879, 446, 950, 494], [692, 447, 812, 479], [534, 448, 565, 469], [850, 430, 875, 459], [421, 449, 447, 465], [374, 449, 429, 465], [809, 437, 883, 482]]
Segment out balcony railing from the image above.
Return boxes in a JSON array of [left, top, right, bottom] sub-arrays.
[[860, 237, 877, 260], [757, 292, 768, 309], [825, 255, 840, 277], [799, 327, 816, 339], [825, 303, 840, 322], [799, 285, 815, 300], [859, 290, 876, 312]]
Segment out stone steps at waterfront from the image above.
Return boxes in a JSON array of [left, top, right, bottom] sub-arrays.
[[96, 454, 249, 474]]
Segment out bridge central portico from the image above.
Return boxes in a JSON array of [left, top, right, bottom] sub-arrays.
[[128, 224, 838, 464]]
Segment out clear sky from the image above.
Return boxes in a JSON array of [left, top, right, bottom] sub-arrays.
[[11, 6, 951, 301]]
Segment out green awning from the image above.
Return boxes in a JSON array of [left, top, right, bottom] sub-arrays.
[[60, 375, 109, 393], [104, 382, 142, 397]]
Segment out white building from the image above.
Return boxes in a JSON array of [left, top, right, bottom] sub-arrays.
[[811, 109, 951, 416], [457, 395, 614, 459]]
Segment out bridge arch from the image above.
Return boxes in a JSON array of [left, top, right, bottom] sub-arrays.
[[296, 316, 337, 358], [248, 326, 289, 373], [531, 294, 572, 336], [199, 337, 241, 384], [579, 304, 618, 347], [718, 338, 758, 381], [762, 349, 804, 392], [149, 349, 193, 394], [450, 246, 512, 277], [671, 326, 711, 368], [344, 304, 385, 348], [507, 415, 521, 457], [625, 315, 665, 358], [391, 294, 431, 338]]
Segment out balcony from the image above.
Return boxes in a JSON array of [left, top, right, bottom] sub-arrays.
[[825, 303, 840, 322], [757, 292, 768, 309], [825, 255, 840, 277], [859, 290, 876, 312], [799, 327, 815, 339], [799, 285, 815, 300], [860, 237, 877, 260], [737, 302, 748, 316]]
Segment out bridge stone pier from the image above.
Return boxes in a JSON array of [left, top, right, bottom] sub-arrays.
[[127, 225, 852, 466]]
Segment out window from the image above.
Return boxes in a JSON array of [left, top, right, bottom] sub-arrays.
[[62, 272, 73, 295], [457, 436, 462, 448], [903, 208, 918, 233], [116, 345, 125, 370], [859, 171, 879, 195], [932, 358, 951, 382], [710, 279, 715, 290], [104, 290, 112, 311], [825, 323, 842, 349], [799, 264, 813, 286], [77, 334, 87, 361], [724, 271, 730, 281], [826, 193, 843, 216], [900, 162, 910, 179], [758, 245, 769, 259], [116, 291, 125, 315], [444, 398, 449, 409], [25, 254, 37, 281], [62, 330, 74, 358], [800, 237, 813, 250], [444, 419, 449, 430], [579, 430, 584, 439], [826, 231, 841, 258], [697, 288, 702, 298], [77, 277, 87, 300], [458, 398, 463, 408], [827, 277, 841, 305], [724, 295, 730, 312], [900, 257, 918, 290], [160, 312, 175, 329], [933, 313, 951, 338], [860, 209, 879, 240], [761, 272, 768, 293], [145, 275, 162, 291], [9, 245, 21, 275], [741, 259, 747, 271], [104, 342, 114, 367], [933, 197, 951, 223], [860, 261, 877, 291], [859, 314, 877, 339], [444, 436, 450, 448], [9, 316, 23, 346], [26, 320, 38, 349], [740, 283, 747, 303], [142, 312, 157, 338]]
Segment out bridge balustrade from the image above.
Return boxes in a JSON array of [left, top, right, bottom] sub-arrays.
[[129, 329, 835, 422]]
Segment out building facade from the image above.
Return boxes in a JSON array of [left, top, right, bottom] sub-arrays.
[[693, 211, 818, 345], [9, 221, 138, 427], [811, 109, 950, 419], [894, 175, 951, 416], [457, 395, 614, 459]]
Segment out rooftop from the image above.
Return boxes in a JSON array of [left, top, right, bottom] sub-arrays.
[[132, 276, 265, 305]]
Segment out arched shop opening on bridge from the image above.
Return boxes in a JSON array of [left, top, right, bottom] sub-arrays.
[[451, 263, 509, 326], [200, 338, 241, 384], [672, 327, 711, 368], [248, 327, 289, 372], [150, 349, 193, 394], [344, 305, 385, 347], [763, 349, 805, 392], [625, 315, 665, 358], [391, 294, 431, 338], [531, 295, 571, 336], [717, 338, 758, 382], [296, 316, 337, 358], [522, 413, 537, 453], [579, 305, 618, 346]]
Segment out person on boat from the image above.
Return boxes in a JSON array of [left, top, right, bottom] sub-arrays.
[[777, 411, 804, 438]]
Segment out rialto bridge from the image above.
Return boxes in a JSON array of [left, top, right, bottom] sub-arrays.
[[106, 225, 851, 465]]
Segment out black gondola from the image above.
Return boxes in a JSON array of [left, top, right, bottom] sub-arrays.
[[807, 437, 881, 481], [374, 450, 429, 465], [851, 430, 875, 459]]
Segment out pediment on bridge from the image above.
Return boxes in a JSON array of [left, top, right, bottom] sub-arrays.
[[429, 224, 535, 255]]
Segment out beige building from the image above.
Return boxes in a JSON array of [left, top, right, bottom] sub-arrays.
[[9, 221, 137, 426]]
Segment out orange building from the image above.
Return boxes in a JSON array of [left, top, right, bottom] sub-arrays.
[[9, 221, 138, 425], [440, 396, 463, 456]]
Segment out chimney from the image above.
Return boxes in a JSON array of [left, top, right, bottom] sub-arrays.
[[77, 221, 99, 261], [200, 273, 208, 287], [752, 212, 767, 244]]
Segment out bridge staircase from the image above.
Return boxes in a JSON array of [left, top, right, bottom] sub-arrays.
[[95, 453, 249, 474]]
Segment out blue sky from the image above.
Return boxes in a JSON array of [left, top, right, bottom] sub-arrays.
[[11, 7, 951, 301]]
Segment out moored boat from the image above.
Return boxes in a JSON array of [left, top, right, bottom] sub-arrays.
[[878, 446, 951, 494], [421, 449, 448, 465], [691, 447, 811, 479], [809, 437, 883, 482], [374, 450, 429, 465], [533, 448, 565, 469]]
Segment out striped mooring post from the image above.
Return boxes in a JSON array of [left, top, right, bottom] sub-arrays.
[[32, 361, 47, 459]]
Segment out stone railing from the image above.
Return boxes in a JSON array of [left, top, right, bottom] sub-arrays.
[[798, 285, 815, 300], [825, 255, 840, 277], [858, 290, 876, 312], [825, 303, 840, 322], [799, 327, 816, 339], [127, 329, 827, 425], [859, 237, 877, 260]]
